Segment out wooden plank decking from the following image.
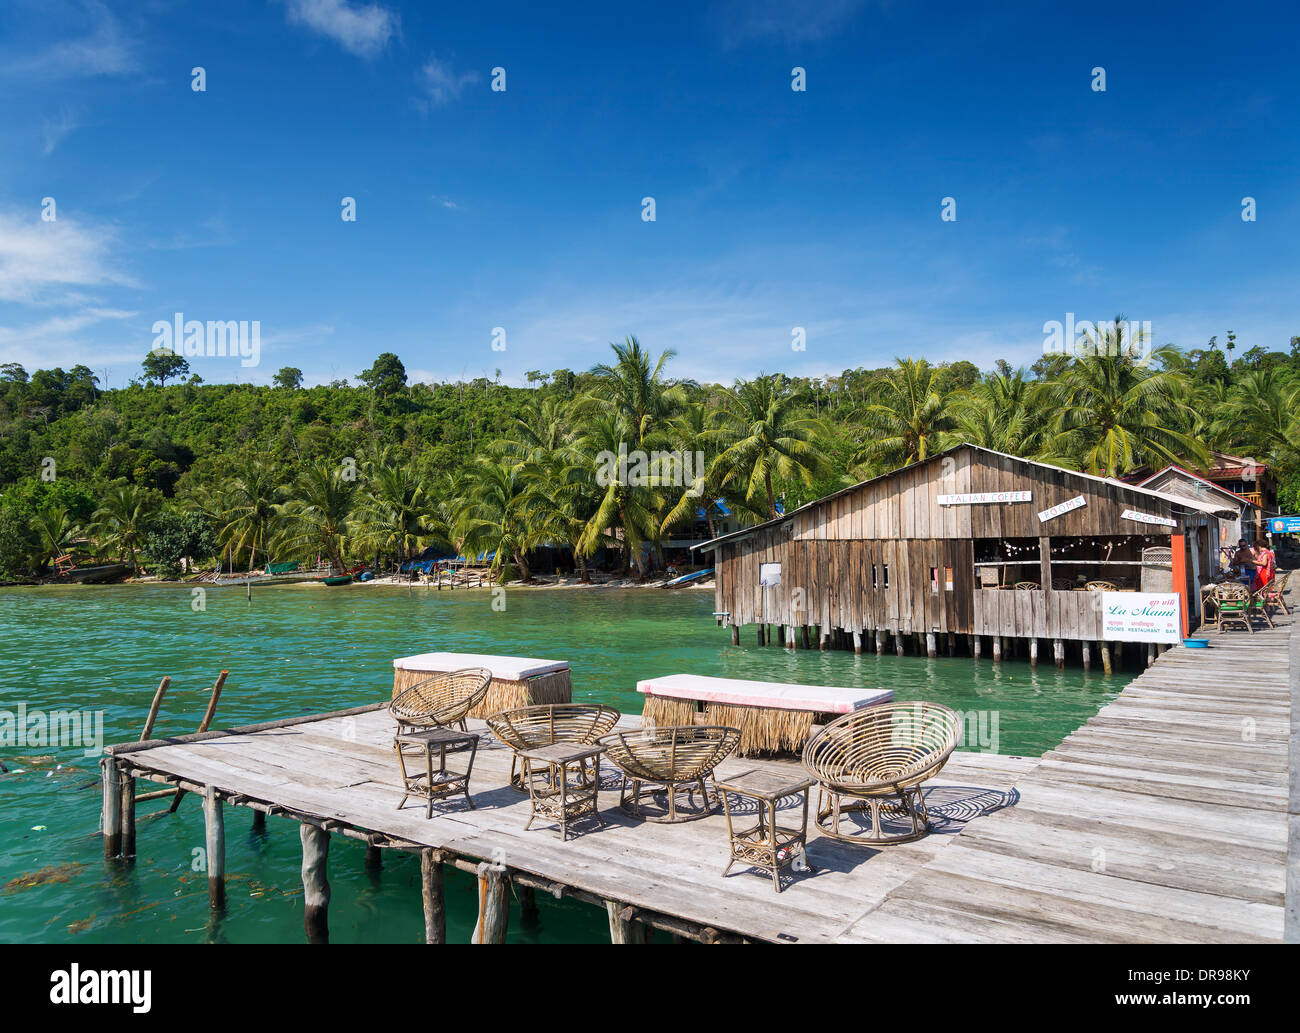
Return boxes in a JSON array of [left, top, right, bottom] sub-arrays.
[[107, 618, 1296, 943]]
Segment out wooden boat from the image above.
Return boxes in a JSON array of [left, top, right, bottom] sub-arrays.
[[67, 563, 129, 584], [321, 574, 354, 586], [662, 567, 714, 589]]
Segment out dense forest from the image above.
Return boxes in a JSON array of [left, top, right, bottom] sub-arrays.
[[2, 320, 1299, 582]]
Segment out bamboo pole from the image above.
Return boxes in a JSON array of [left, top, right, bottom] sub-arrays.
[[473, 861, 509, 944], [301, 824, 331, 943], [421, 848, 446, 944], [204, 785, 225, 909], [101, 757, 122, 859]]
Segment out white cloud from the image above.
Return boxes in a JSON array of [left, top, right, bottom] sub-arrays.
[[282, 0, 397, 59], [417, 55, 479, 108], [0, 308, 137, 371], [713, 0, 872, 47], [8, 4, 138, 80], [0, 210, 135, 305], [42, 108, 81, 156]]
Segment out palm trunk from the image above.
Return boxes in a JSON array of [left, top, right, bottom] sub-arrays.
[[765, 470, 777, 520]]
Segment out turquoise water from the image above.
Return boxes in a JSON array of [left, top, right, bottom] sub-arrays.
[[0, 584, 1127, 943]]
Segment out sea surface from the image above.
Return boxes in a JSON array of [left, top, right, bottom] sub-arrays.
[[0, 584, 1129, 943]]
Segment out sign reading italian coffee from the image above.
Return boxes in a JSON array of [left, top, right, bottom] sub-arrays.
[[1101, 591, 1181, 643], [1120, 508, 1177, 528], [936, 491, 1031, 505], [1037, 494, 1087, 523]]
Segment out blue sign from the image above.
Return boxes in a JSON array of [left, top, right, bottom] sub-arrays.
[[1270, 516, 1300, 534]]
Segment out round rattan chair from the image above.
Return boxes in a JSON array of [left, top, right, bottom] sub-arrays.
[[599, 725, 740, 823], [389, 667, 492, 733], [486, 703, 622, 791], [802, 701, 963, 845], [1014, 581, 1040, 591], [1084, 580, 1116, 592]]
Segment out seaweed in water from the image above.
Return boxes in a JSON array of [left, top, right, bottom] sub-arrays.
[[3, 862, 86, 894]]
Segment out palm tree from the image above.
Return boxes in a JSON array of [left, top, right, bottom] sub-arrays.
[[1208, 367, 1300, 466], [580, 336, 690, 449], [222, 460, 284, 574], [276, 462, 357, 572], [31, 503, 80, 570], [452, 457, 545, 582], [1039, 329, 1207, 476], [705, 375, 829, 520], [573, 410, 665, 576], [355, 459, 445, 570], [90, 483, 157, 571], [852, 358, 957, 474]]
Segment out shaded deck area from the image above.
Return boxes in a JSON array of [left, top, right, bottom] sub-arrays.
[[103, 620, 1296, 943]]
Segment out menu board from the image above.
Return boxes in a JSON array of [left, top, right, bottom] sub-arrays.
[[1101, 592, 1181, 643]]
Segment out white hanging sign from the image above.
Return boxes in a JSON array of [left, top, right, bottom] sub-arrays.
[[1038, 494, 1087, 523], [937, 491, 1031, 506], [1121, 508, 1176, 528], [759, 562, 782, 587], [1101, 591, 1181, 643]]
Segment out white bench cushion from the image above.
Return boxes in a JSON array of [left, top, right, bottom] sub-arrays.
[[394, 652, 569, 682], [637, 674, 892, 714]]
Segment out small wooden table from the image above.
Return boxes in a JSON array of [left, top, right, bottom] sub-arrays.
[[716, 770, 816, 892], [519, 743, 606, 841], [394, 728, 479, 818]]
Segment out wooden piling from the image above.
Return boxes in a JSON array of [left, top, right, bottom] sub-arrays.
[[1100, 642, 1113, 675], [972, 635, 981, 659], [365, 844, 382, 869], [730, 625, 739, 646], [119, 769, 135, 858], [203, 785, 225, 909], [252, 810, 266, 832], [520, 885, 540, 931], [1147, 643, 1156, 667], [875, 629, 885, 655], [777, 625, 786, 647], [785, 625, 796, 650], [473, 861, 509, 944], [1081, 641, 1091, 671], [420, 848, 445, 944], [947, 632, 957, 657], [101, 757, 121, 860], [925, 632, 937, 658], [301, 823, 331, 943], [852, 630, 862, 654], [606, 901, 649, 943], [1029, 639, 1038, 666], [895, 631, 904, 657], [992, 637, 1002, 662], [1054, 640, 1065, 669], [801, 625, 811, 650]]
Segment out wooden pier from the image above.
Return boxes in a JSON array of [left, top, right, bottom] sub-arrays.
[[100, 622, 1297, 943]]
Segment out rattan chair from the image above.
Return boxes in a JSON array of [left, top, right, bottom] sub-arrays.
[[486, 703, 622, 791], [1264, 569, 1291, 616], [1051, 578, 1076, 590], [1014, 581, 1040, 591], [802, 701, 963, 845], [1085, 580, 1116, 592], [389, 667, 492, 732], [1213, 583, 1252, 634], [599, 725, 740, 823]]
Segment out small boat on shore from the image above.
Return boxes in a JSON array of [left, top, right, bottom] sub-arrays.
[[321, 574, 354, 586], [662, 568, 714, 589], [67, 563, 129, 584]]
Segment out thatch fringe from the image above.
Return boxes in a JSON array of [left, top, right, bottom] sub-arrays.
[[640, 695, 697, 730], [704, 703, 814, 757], [392, 668, 571, 719]]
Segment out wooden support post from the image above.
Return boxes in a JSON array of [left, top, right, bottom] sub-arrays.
[[947, 632, 956, 657], [819, 627, 828, 651], [301, 823, 330, 943], [1054, 639, 1065, 669], [875, 629, 885, 655], [925, 632, 937, 658], [1039, 535, 1052, 592], [101, 757, 122, 860], [1100, 642, 1113, 675], [895, 631, 904, 657], [203, 785, 225, 909], [169, 670, 229, 813], [119, 768, 135, 858], [1029, 639, 1038, 666], [730, 625, 739, 646], [785, 625, 796, 650], [972, 635, 982, 659], [852, 630, 862, 655], [992, 636, 1002, 662], [757, 624, 764, 645], [802, 625, 811, 650], [606, 901, 648, 944], [1081, 641, 1091, 671], [252, 810, 266, 832], [777, 625, 786, 647], [420, 848, 445, 944], [473, 861, 509, 944], [519, 885, 540, 931], [365, 844, 382, 869], [1147, 643, 1156, 666], [139, 676, 171, 741]]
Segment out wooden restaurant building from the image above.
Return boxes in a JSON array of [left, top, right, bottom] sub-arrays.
[[694, 444, 1238, 671]]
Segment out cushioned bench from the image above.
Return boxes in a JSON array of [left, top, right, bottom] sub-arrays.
[[637, 674, 893, 756], [393, 652, 571, 718]]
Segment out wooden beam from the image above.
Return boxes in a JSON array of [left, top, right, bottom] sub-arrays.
[[204, 785, 225, 909], [169, 670, 230, 813], [139, 676, 171, 741], [606, 900, 648, 943], [301, 823, 330, 943]]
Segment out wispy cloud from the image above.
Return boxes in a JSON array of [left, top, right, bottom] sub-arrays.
[[416, 55, 479, 108], [42, 108, 81, 156], [0, 209, 135, 305], [281, 0, 397, 59], [712, 0, 872, 47], [7, 3, 138, 80], [0, 307, 138, 371]]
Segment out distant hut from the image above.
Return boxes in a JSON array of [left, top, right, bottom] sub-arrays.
[[694, 444, 1237, 669]]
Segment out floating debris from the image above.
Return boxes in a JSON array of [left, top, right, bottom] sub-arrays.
[[4, 863, 85, 893]]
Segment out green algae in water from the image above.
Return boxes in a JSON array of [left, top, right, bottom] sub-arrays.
[[0, 584, 1127, 943]]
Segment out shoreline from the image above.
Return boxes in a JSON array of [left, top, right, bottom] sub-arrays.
[[2, 575, 716, 592]]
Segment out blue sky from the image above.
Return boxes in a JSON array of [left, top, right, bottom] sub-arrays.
[[1, 0, 1297, 388]]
